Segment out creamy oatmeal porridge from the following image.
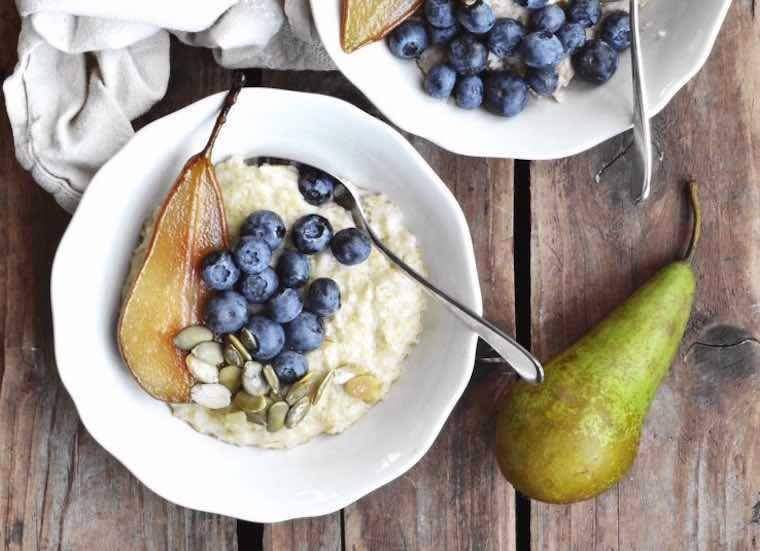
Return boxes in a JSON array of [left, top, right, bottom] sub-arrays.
[[162, 159, 427, 448]]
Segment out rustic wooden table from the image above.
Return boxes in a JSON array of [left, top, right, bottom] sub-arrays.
[[1, 0, 758, 549]]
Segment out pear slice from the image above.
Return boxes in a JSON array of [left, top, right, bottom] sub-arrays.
[[341, 0, 423, 53], [117, 75, 244, 403]]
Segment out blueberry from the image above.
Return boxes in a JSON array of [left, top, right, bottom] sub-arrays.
[[520, 31, 564, 68], [556, 22, 587, 54], [457, 0, 496, 34], [573, 39, 619, 83], [244, 315, 285, 361], [387, 20, 429, 59], [306, 278, 341, 317], [240, 210, 286, 251], [485, 71, 529, 117], [455, 75, 484, 109], [425, 0, 456, 28], [448, 34, 488, 75], [487, 18, 525, 57], [267, 288, 303, 324], [276, 249, 311, 288], [291, 214, 333, 255], [284, 311, 325, 353], [233, 236, 271, 275], [428, 23, 459, 45], [531, 5, 566, 33], [424, 63, 457, 98], [201, 250, 240, 291], [526, 68, 560, 96], [239, 267, 279, 304], [298, 171, 335, 206], [600, 11, 631, 51], [331, 228, 372, 265], [514, 0, 548, 8], [205, 291, 248, 334], [271, 351, 308, 384], [568, 0, 601, 28]]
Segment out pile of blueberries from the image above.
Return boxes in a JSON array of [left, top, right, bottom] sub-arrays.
[[199, 169, 372, 385], [387, 0, 631, 117]]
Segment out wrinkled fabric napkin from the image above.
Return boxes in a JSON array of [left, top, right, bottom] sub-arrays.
[[3, 0, 334, 212]]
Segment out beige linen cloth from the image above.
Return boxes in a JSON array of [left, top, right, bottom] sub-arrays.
[[3, 0, 334, 212]]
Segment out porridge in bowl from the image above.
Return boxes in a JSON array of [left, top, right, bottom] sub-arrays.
[[123, 159, 426, 449]]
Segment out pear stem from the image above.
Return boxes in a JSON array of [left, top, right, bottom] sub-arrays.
[[202, 71, 246, 159], [684, 181, 701, 263]]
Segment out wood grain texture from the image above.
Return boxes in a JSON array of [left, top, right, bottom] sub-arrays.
[[0, 31, 239, 549], [529, 2, 760, 549], [259, 70, 518, 551]]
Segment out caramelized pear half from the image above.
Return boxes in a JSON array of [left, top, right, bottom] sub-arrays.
[[341, 0, 423, 53], [118, 77, 243, 403]]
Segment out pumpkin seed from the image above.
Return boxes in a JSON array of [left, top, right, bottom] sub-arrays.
[[285, 396, 311, 428], [191, 341, 224, 366], [185, 355, 219, 384], [246, 411, 268, 425], [344, 373, 384, 404], [233, 391, 269, 413], [267, 401, 289, 432], [286, 373, 315, 405], [223, 411, 248, 431], [191, 383, 231, 409], [226, 334, 252, 362], [173, 325, 213, 350], [242, 361, 270, 395], [263, 365, 281, 395], [224, 344, 244, 367], [238, 328, 258, 352], [218, 365, 242, 393], [313, 368, 335, 405]]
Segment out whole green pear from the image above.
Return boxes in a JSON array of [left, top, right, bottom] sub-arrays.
[[495, 183, 701, 504]]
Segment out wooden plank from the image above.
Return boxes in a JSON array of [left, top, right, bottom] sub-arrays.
[[259, 69, 518, 550], [528, 1, 760, 549], [0, 28, 239, 549]]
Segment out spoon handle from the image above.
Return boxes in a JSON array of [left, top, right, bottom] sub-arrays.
[[365, 231, 544, 384], [630, 0, 653, 202]]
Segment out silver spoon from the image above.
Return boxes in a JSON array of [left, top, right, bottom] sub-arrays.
[[630, 0, 653, 202], [333, 179, 544, 384]]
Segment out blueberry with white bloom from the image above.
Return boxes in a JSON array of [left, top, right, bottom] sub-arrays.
[[485, 71, 529, 117], [425, 63, 457, 98], [298, 171, 336, 206], [530, 5, 566, 33], [520, 31, 564, 68], [240, 210, 286, 250], [244, 315, 285, 360], [205, 291, 248, 334], [284, 311, 325, 353], [276, 249, 311, 288], [330, 228, 372, 265], [568, 0, 601, 28], [448, 34, 488, 75], [272, 351, 308, 384], [556, 22, 587, 54], [457, 0, 496, 34], [239, 267, 279, 304], [267, 288, 303, 324], [306, 278, 341, 317], [428, 23, 459, 45], [573, 39, 619, 83], [487, 18, 526, 57], [387, 20, 429, 58], [425, 0, 456, 28], [291, 214, 333, 254], [526, 68, 560, 96], [600, 11, 631, 51], [455, 75, 484, 109], [201, 250, 240, 291], [233, 236, 271, 275], [514, 0, 548, 9]]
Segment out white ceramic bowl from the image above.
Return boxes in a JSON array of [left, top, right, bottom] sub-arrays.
[[51, 89, 481, 522], [311, 0, 731, 159]]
